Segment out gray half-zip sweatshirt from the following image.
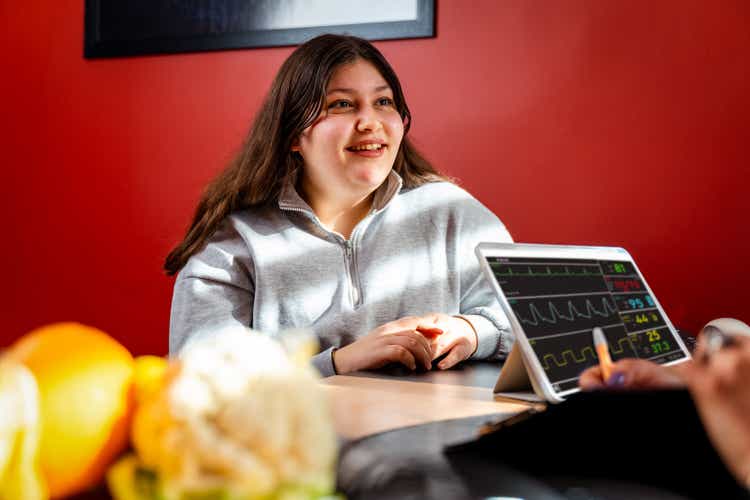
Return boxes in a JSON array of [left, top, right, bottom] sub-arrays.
[[169, 171, 514, 376]]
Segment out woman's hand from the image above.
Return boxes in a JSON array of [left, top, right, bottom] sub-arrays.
[[331, 316, 435, 374], [684, 335, 750, 486], [414, 313, 478, 370], [578, 358, 688, 391]]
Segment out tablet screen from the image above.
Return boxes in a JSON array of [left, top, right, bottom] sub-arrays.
[[487, 256, 687, 393]]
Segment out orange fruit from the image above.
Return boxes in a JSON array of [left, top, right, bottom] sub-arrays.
[[8, 322, 135, 499], [131, 355, 168, 405]]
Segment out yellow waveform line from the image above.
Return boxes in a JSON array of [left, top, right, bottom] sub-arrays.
[[537, 337, 634, 370]]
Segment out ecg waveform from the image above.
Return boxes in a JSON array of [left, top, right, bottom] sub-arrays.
[[518, 297, 618, 326], [509, 295, 620, 338], [490, 262, 601, 277]]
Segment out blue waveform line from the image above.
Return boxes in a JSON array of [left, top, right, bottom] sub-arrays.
[[519, 297, 618, 326]]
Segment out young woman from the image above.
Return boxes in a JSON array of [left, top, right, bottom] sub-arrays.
[[166, 34, 514, 376]]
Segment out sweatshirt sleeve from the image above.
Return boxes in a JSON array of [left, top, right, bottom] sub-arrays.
[[311, 347, 338, 377], [454, 193, 515, 361], [169, 220, 255, 355], [169, 219, 340, 378]]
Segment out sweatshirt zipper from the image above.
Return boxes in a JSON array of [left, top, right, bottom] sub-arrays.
[[346, 213, 377, 309], [281, 205, 365, 309], [343, 241, 361, 307]]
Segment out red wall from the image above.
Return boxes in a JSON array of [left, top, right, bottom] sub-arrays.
[[3, 1, 749, 354]]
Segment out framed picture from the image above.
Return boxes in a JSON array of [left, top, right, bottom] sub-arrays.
[[84, 0, 435, 59]]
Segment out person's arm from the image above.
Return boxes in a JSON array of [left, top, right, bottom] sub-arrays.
[[169, 221, 254, 355], [454, 195, 514, 362], [403, 190, 515, 370]]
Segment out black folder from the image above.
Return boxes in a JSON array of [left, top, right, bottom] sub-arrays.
[[446, 389, 749, 500]]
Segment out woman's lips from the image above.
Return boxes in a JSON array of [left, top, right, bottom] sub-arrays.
[[346, 143, 387, 157]]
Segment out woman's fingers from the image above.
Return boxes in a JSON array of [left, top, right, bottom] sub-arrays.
[[413, 314, 450, 338], [579, 358, 686, 391], [384, 344, 417, 370], [432, 333, 461, 360], [386, 330, 433, 370], [416, 326, 443, 339], [435, 340, 472, 370], [618, 358, 686, 389], [413, 313, 442, 329], [579, 365, 605, 390]]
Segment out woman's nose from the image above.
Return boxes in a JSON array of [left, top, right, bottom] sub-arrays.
[[355, 107, 382, 133]]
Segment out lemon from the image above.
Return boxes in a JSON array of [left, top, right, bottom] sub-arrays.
[[8, 323, 135, 499], [0, 355, 46, 500]]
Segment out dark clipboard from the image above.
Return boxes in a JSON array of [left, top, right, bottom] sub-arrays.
[[445, 389, 749, 499]]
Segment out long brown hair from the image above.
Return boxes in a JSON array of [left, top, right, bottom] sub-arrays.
[[164, 34, 447, 275]]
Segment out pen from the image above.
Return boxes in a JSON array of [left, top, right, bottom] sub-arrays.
[[592, 327, 613, 382]]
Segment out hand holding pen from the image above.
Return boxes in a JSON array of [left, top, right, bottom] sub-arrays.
[[580, 318, 750, 488], [580, 327, 685, 390], [582, 318, 750, 390]]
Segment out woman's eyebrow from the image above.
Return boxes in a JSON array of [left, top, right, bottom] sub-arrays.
[[326, 84, 392, 95]]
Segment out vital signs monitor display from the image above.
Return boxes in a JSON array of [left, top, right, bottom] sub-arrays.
[[477, 244, 690, 399]]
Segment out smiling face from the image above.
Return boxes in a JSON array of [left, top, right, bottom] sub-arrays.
[[296, 59, 405, 208]]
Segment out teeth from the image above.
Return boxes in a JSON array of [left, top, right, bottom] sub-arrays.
[[350, 144, 383, 151]]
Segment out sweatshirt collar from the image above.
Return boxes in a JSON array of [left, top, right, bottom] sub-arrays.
[[278, 170, 403, 215]]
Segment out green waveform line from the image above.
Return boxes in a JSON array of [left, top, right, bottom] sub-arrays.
[[490, 263, 601, 277]]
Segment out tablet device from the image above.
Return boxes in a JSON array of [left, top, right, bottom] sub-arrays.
[[476, 243, 691, 403]]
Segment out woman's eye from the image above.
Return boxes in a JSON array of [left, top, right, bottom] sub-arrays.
[[377, 97, 395, 106], [328, 100, 352, 110]]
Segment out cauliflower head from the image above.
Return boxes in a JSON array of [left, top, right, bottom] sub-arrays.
[[128, 327, 338, 499]]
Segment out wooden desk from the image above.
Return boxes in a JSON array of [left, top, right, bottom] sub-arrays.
[[323, 363, 552, 499], [326, 367, 741, 500], [319, 363, 539, 440]]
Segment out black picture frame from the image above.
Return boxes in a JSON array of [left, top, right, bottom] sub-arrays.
[[84, 0, 435, 59]]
